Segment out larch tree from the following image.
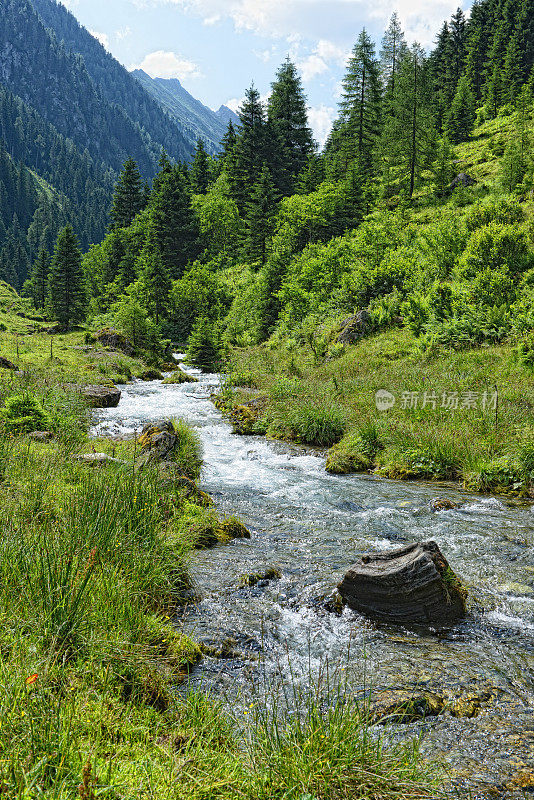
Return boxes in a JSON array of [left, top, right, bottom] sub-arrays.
[[338, 29, 382, 177], [446, 76, 476, 143], [137, 221, 171, 326], [381, 45, 436, 198]]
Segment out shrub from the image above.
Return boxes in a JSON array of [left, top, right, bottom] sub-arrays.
[[465, 196, 525, 231], [326, 423, 384, 474], [288, 404, 346, 447], [457, 223, 533, 281], [1, 394, 49, 434]]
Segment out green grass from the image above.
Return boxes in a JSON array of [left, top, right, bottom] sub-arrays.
[[224, 327, 534, 495], [0, 348, 439, 798]]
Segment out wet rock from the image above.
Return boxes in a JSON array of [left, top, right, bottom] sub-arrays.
[[161, 472, 212, 506], [137, 421, 177, 466], [314, 590, 344, 615], [338, 540, 468, 626], [336, 500, 364, 513], [450, 696, 482, 718], [75, 453, 126, 465], [370, 690, 445, 724], [228, 398, 267, 435], [95, 328, 135, 356], [27, 430, 53, 441], [429, 498, 459, 512], [239, 568, 281, 588], [200, 632, 261, 660], [191, 515, 251, 549], [80, 385, 121, 408], [336, 310, 372, 345], [0, 356, 18, 370], [163, 369, 199, 384]]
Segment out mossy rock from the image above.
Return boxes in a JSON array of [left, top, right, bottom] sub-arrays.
[[163, 369, 199, 384], [326, 448, 371, 474], [191, 514, 251, 549], [239, 568, 281, 588], [228, 399, 267, 435], [370, 690, 445, 724], [138, 369, 164, 381]]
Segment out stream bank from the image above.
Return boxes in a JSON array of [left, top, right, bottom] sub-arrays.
[[92, 361, 534, 800]]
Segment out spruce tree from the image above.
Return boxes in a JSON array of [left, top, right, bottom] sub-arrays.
[[267, 59, 315, 194], [48, 225, 86, 328], [230, 86, 268, 212], [138, 222, 171, 326], [29, 247, 50, 309], [446, 76, 476, 143], [245, 165, 277, 265], [337, 29, 382, 177], [109, 158, 145, 229], [150, 166, 200, 278], [190, 140, 210, 194], [187, 316, 222, 372]]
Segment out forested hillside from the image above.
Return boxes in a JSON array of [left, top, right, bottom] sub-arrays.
[[30, 0, 195, 162], [132, 70, 239, 156]]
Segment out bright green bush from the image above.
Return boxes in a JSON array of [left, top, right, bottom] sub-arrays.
[[1, 394, 49, 434], [288, 404, 346, 447], [457, 223, 533, 280]]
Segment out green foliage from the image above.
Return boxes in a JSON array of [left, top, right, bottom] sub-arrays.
[[137, 223, 171, 326], [186, 317, 223, 372], [1, 394, 49, 434], [285, 403, 346, 446], [169, 263, 229, 343], [457, 222, 534, 281], [47, 225, 86, 328], [446, 77, 476, 143], [172, 418, 203, 480]]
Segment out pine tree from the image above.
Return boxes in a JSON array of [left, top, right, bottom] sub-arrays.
[[48, 225, 86, 327], [381, 45, 436, 198], [338, 161, 366, 232], [150, 166, 199, 278], [380, 13, 408, 94], [190, 140, 210, 194], [267, 59, 315, 194], [109, 158, 145, 229], [29, 247, 50, 309], [138, 222, 171, 325], [245, 165, 277, 265], [446, 76, 476, 143], [504, 0, 534, 101], [337, 30, 382, 177]]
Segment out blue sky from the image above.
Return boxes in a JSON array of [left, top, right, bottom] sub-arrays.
[[62, 0, 472, 144]]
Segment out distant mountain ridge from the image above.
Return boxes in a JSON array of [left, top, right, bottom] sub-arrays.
[[131, 70, 239, 155]]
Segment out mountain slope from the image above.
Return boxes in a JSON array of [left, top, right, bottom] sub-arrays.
[[132, 70, 238, 154], [30, 0, 195, 166]]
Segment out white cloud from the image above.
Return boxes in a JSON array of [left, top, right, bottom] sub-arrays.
[[152, 0, 471, 49], [297, 38, 350, 82], [307, 104, 336, 146], [131, 50, 203, 79], [203, 14, 221, 25], [90, 30, 110, 50]]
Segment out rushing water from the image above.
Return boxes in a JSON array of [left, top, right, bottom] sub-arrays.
[[92, 363, 534, 799]]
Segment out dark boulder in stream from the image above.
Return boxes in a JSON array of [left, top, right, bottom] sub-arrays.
[[338, 540, 467, 626]]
